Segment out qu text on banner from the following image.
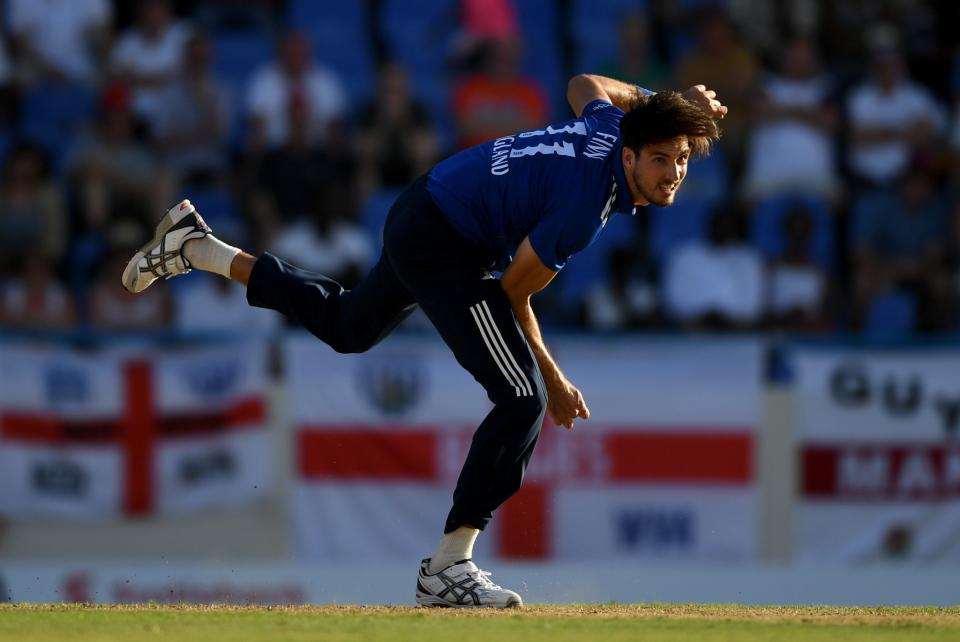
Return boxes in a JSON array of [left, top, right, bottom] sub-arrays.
[[795, 347, 960, 562]]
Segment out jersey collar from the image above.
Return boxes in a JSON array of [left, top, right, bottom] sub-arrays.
[[612, 144, 637, 216]]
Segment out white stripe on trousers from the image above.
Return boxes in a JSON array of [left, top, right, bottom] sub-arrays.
[[469, 300, 533, 397]]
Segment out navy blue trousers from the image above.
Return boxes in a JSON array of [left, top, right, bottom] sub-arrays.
[[247, 176, 546, 533]]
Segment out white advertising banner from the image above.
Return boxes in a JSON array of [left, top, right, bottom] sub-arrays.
[[795, 347, 960, 562], [0, 341, 270, 518], [287, 334, 760, 562]]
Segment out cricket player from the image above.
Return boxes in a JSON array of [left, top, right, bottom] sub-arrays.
[[123, 74, 725, 608]]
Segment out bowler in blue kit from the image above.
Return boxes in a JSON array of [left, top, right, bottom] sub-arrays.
[[123, 74, 725, 607]]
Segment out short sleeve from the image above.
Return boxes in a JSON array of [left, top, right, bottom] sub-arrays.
[[581, 99, 625, 127]]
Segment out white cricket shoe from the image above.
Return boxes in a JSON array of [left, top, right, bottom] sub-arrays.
[[121, 199, 211, 293], [415, 558, 522, 608]]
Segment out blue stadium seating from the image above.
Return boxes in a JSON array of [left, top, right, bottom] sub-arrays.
[[848, 189, 897, 247], [184, 184, 241, 231], [379, 0, 457, 149], [213, 32, 275, 94], [649, 197, 713, 262], [212, 32, 275, 148], [514, 0, 566, 117], [20, 83, 97, 168], [571, 0, 649, 74], [865, 291, 916, 341], [750, 193, 834, 269]]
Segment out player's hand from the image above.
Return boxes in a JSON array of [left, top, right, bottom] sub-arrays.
[[546, 376, 590, 430], [682, 84, 727, 120]]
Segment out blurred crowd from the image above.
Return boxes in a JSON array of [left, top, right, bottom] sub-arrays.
[[0, 0, 959, 339]]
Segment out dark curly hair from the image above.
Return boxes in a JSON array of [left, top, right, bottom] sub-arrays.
[[620, 90, 720, 158]]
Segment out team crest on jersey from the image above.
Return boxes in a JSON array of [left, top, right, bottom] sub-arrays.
[[356, 353, 425, 417]]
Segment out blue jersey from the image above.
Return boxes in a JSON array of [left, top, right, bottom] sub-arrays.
[[427, 100, 637, 271]]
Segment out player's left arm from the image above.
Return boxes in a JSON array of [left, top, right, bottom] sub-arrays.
[[501, 238, 590, 429]]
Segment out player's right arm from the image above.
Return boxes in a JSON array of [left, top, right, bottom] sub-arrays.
[[567, 74, 729, 120], [501, 237, 590, 430]]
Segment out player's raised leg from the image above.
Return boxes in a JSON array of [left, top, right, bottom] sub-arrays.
[[123, 198, 417, 354]]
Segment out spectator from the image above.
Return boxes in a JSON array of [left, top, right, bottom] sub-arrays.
[[461, 0, 518, 43], [253, 92, 370, 281], [0, 257, 75, 328], [110, 0, 191, 131], [675, 7, 759, 174], [663, 205, 765, 329], [0, 143, 67, 273], [453, 0, 519, 68], [451, 37, 548, 149], [245, 32, 348, 152], [89, 223, 172, 329], [8, 0, 112, 84], [846, 26, 945, 188], [68, 82, 174, 231], [766, 207, 831, 331], [254, 92, 355, 224], [152, 32, 231, 182], [853, 159, 954, 332], [742, 36, 840, 201], [601, 13, 668, 92], [356, 63, 439, 197]]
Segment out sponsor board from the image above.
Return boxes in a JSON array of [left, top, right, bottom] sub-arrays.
[[795, 348, 960, 562], [287, 335, 760, 561]]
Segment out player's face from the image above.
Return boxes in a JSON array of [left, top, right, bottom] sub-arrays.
[[624, 137, 691, 207]]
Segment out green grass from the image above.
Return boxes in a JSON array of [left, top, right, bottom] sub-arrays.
[[1, 604, 959, 642]]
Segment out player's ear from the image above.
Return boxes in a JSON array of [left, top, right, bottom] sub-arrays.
[[622, 146, 636, 171]]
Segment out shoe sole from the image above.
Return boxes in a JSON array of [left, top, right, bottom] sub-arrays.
[[415, 593, 522, 609], [121, 205, 190, 293]]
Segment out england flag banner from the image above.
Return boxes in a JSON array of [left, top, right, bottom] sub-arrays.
[[795, 347, 960, 563], [287, 334, 760, 562], [0, 340, 270, 519]]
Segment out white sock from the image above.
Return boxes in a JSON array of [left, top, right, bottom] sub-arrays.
[[182, 235, 241, 279], [428, 526, 479, 573]]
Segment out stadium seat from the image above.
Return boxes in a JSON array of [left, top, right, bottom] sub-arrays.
[[20, 83, 96, 168], [649, 197, 713, 262], [571, 0, 650, 74], [865, 291, 916, 341], [212, 32, 275, 148], [750, 193, 834, 270], [514, 0, 566, 117], [183, 185, 244, 245], [213, 33, 274, 94], [379, 0, 456, 148]]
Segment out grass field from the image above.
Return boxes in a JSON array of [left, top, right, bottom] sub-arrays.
[[2, 604, 959, 642]]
